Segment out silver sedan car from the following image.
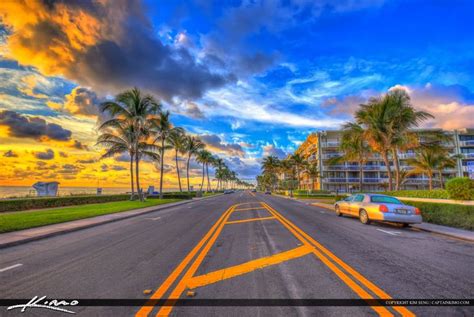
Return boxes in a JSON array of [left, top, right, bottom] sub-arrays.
[[334, 194, 422, 226]]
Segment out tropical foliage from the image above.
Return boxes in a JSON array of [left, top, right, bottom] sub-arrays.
[[97, 88, 251, 200]]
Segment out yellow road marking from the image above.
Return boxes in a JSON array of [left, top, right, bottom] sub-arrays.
[[186, 245, 312, 289], [226, 216, 276, 224], [155, 203, 235, 316], [135, 205, 235, 317], [263, 202, 415, 317], [234, 207, 265, 211]]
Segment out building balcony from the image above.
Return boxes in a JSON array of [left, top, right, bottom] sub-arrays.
[[322, 153, 342, 159], [462, 153, 474, 158], [398, 153, 417, 159], [460, 140, 474, 146], [321, 141, 340, 148]]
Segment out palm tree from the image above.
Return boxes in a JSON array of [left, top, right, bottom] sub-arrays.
[[330, 122, 372, 191], [213, 158, 224, 191], [386, 89, 433, 190], [184, 136, 205, 192], [99, 88, 160, 200], [305, 162, 319, 193], [290, 153, 306, 190], [196, 150, 213, 191], [261, 156, 280, 191], [406, 145, 445, 190], [355, 89, 432, 191], [167, 129, 187, 192], [96, 122, 136, 200], [151, 111, 183, 198]]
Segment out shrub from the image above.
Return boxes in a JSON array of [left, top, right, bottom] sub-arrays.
[[0, 195, 130, 213], [445, 177, 474, 200], [402, 201, 474, 230], [382, 189, 449, 199], [149, 193, 193, 200]]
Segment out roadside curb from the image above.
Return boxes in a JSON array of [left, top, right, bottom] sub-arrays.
[[307, 202, 474, 242], [0, 193, 224, 249]]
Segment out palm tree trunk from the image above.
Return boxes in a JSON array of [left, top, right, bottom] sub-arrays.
[[175, 150, 182, 192], [382, 151, 393, 191], [428, 172, 433, 190], [130, 153, 135, 200], [159, 141, 165, 199], [206, 164, 210, 192], [135, 154, 142, 201], [392, 148, 401, 191], [359, 161, 363, 192], [200, 163, 205, 191], [186, 155, 191, 192], [438, 170, 443, 189]]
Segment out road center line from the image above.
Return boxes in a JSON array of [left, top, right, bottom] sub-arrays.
[[0, 263, 23, 273], [376, 229, 401, 236], [147, 217, 161, 221]]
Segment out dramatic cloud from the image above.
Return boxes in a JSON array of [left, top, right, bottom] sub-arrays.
[[200, 134, 245, 157], [262, 144, 287, 159], [72, 140, 88, 150], [389, 84, 474, 130], [77, 158, 96, 164], [0, 110, 72, 141], [35, 149, 55, 160], [0, 0, 234, 100], [3, 149, 17, 157], [48, 87, 101, 117]]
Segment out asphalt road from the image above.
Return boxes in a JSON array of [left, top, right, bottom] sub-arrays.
[[1, 192, 473, 317]]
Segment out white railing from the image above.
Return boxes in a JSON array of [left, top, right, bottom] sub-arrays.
[[460, 140, 474, 146]]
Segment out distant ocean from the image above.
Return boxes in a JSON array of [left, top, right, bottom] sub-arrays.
[[0, 186, 180, 199]]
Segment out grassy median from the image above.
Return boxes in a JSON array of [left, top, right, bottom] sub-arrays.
[[0, 199, 181, 233]]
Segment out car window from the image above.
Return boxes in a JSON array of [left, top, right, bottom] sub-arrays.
[[370, 195, 402, 204], [344, 196, 354, 202], [353, 194, 364, 202]]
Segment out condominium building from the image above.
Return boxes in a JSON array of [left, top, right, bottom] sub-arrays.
[[292, 128, 474, 193]]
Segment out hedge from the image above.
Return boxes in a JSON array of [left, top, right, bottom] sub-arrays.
[[0, 195, 130, 213], [402, 201, 474, 230], [148, 193, 194, 200], [382, 189, 450, 199], [445, 177, 474, 200]]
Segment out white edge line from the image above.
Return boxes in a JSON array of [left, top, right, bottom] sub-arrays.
[[0, 263, 23, 272], [376, 229, 400, 236]]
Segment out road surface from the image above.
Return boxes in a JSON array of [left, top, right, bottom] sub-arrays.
[[1, 192, 473, 316]]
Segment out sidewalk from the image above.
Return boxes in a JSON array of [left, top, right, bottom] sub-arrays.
[[0, 194, 223, 249], [304, 201, 474, 242]]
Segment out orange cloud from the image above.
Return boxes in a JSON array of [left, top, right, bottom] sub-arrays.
[[0, 0, 101, 76]]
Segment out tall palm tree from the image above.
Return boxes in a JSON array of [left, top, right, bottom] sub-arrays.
[[99, 88, 160, 201], [213, 157, 224, 191], [196, 150, 213, 191], [406, 145, 445, 190], [330, 122, 372, 191], [290, 153, 306, 190], [355, 89, 432, 191], [152, 111, 183, 198], [261, 156, 280, 191], [168, 129, 187, 192], [96, 122, 136, 200], [304, 162, 319, 193], [184, 136, 205, 192], [386, 89, 433, 190]]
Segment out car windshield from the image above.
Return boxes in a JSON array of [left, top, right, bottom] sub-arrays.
[[370, 195, 402, 204]]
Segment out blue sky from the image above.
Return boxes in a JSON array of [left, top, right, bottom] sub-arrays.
[[0, 0, 473, 184]]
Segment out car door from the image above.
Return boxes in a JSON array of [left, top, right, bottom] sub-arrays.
[[340, 195, 354, 213], [350, 194, 365, 216]]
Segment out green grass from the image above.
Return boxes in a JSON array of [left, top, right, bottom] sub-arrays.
[[203, 192, 221, 197], [0, 199, 181, 233]]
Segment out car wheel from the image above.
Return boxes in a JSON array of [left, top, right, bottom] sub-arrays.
[[335, 205, 342, 217], [401, 223, 410, 228], [359, 209, 371, 225]]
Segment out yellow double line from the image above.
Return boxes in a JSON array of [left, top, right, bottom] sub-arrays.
[[262, 202, 415, 317], [135, 204, 235, 317]]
